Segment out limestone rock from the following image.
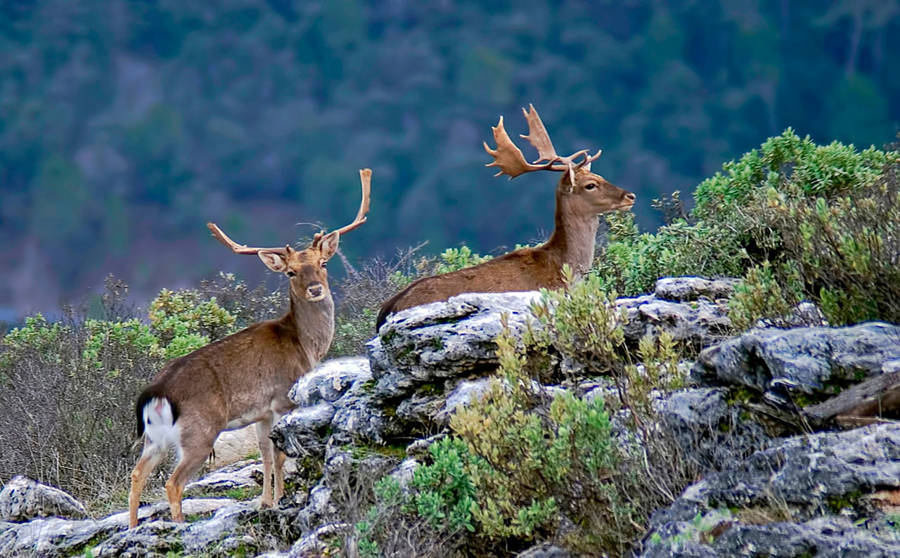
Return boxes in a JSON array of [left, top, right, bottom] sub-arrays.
[[0, 476, 86, 522], [369, 291, 542, 400], [649, 423, 900, 529], [693, 322, 900, 404], [653, 276, 739, 302]]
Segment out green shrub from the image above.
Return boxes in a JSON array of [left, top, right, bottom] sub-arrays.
[[593, 212, 747, 297], [149, 288, 237, 359], [433, 245, 492, 274], [693, 128, 892, 218], [592, 129, 900, 328], [354, 437, 476, 557], [750, 169, 900, 325], [728, 261, 804, 330]]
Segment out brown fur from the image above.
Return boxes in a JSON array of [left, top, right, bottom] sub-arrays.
[[377, 167, 634, 329]]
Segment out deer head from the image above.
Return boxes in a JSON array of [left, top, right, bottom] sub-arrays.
[[484, 104, 635, 213], [206, 169, 372, 307]]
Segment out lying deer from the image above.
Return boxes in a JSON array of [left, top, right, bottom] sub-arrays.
[[376, 105, 634, 329], [128, 170, 372, 528]]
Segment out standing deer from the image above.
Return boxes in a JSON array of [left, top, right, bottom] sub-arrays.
[[376, 105, 634, 329], [128, 169, 372, 528]]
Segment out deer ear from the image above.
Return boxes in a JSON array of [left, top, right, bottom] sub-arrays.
[[319, 231, 340, 261], [258, 250, 287, 272]]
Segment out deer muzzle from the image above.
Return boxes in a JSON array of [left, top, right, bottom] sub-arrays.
[[305, 282, 326, 302]]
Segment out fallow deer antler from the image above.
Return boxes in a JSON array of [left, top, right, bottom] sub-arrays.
[[484, 104, 603, 181], [312, 168, 371, 247], [331, 168, 371, 237], [207, 223, 290, 256], [208, 168, 372, 254]]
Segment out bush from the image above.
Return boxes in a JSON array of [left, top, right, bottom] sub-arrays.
[[743, 168, 900, 325], [593, 212, 747, 297], [592, 128, 900, 328], [149, 288, 237, 359], [693, 128, 892, 218], [0, 272, 287, 509], [0, 307, 162, 506], [355, 438, 476, 558]]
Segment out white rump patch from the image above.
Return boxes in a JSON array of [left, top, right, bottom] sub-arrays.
[[143, 396, 181, 451]]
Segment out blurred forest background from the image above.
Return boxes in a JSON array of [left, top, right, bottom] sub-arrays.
[[1, 0, 899, 321]]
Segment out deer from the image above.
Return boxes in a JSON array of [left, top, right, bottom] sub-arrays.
[[376, 105, 635, 330], [128, 169, 372, 528]]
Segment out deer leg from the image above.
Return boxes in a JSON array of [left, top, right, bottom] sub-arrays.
[[166, 435, 215, 523], [128, 442, 165, 528], [255, 416, 275, 508], [273, 449, 287, 503]]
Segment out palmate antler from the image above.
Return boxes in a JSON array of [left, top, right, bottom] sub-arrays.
[[484, 104, 602, 185], [207, 168, 372, 255]]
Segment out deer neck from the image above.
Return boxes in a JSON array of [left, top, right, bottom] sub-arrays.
[[544, 192, 599, 278], [285, 294, 335, 364]]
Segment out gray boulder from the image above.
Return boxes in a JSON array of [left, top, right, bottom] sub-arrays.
[[649, 423, 900, 528], [655, 388, 772, 471], [273, 357, 401, 452], [0, 476, 87, 522], [693, 322, 900, 404], [0, 498, 240, 557], [369, 291, 542, 400], [642, 423, 900, 556], [370, 278, 739, 402], [653, 277, 739, 302], [641, 514, 900, 558]]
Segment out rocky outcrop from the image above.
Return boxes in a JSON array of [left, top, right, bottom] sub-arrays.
[[369, 291, 543, 401], [655, 388, 773, 471], [271, 356, 403, 451], [369, 277, 738, 403], [0, 498, 249, 557], [0, 476, 87, 522], [641, 513, 900, 558], [641, 423, 900, 557], [617, 277, 737, 349], [693, 322, 900, 406]]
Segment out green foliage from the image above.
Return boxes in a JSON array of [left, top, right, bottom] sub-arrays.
[[149, 288, 237, 359], [728, 261, 803, 330], [0, 314, 66, 371], [81, 319, 162, 375], [530, 267, 626, 374], [410, 438, 476, 533], [693, 129, 893, 218], [443, 313, 627, 553], [0, 305, 162, 503], [753, 171, 900, 325], [593, 212, 747, 297], [355, 438, 476, 557], [433, 245, 492, 274], [593, 128, 900, 328]]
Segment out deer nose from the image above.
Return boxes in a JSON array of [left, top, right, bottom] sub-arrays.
[[623, 192, 636, 202], [306, 283, 324, 300]]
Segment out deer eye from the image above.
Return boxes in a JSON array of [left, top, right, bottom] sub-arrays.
[[286, 270, 296, 277], [585, 183, 597, 191]]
